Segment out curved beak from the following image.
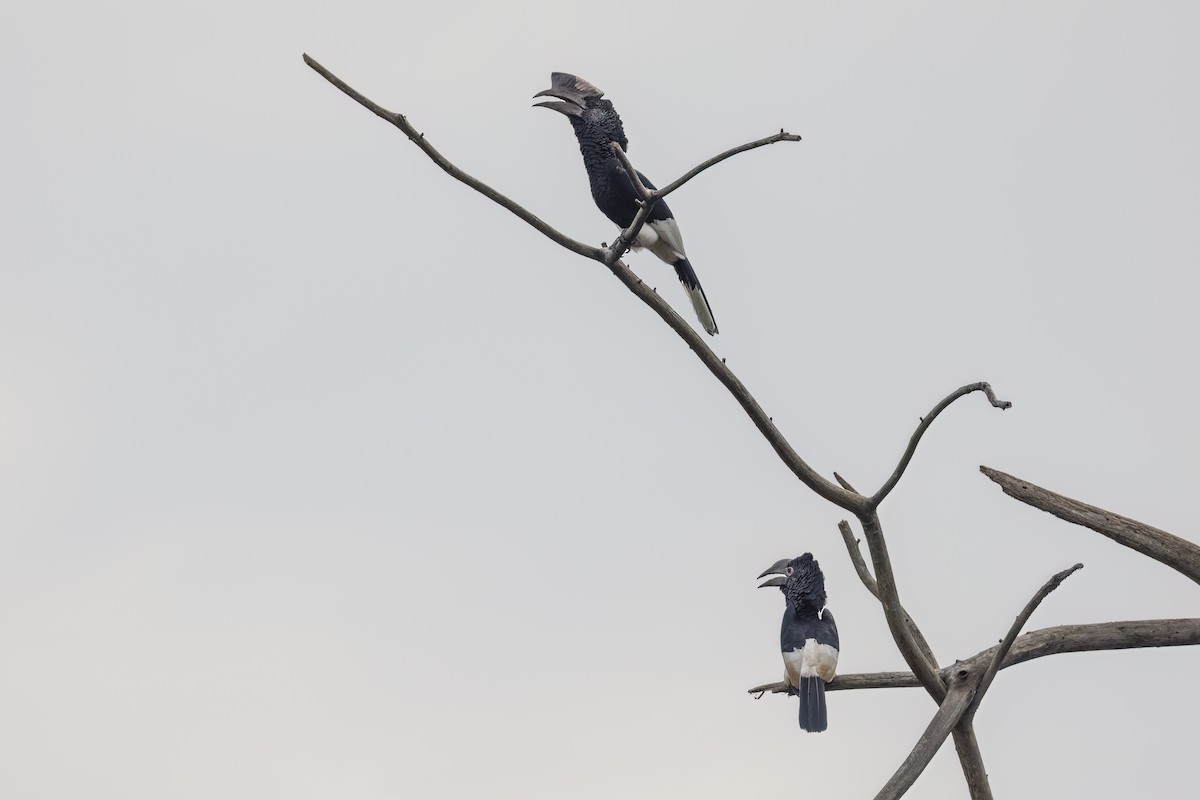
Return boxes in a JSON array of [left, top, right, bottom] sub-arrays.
[[757, 558, 791, 588], [533, 73, 602, 117], [533, 98, 584, 117]]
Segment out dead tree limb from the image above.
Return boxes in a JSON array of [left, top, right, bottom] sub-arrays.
[[839, 520, 940, 668], [875, 664, 979, 800], [858, 512, 947, 699], [748, 617, 1200, 695], [966, 563, 1083, 721], [874, 565, 1079, 800], [981, 467, 1200, 584], [871, 384, 1011, 508]]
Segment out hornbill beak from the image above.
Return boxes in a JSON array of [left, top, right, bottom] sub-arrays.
[[532, 97, 585, 117], [533, 72, 603, 117], [757, 558, 792, 588]]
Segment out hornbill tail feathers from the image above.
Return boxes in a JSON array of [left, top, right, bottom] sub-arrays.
[[798, 676, 828, 732], [674, 260, 719, 336]]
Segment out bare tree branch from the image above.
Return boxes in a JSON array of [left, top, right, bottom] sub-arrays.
[[610, 142, 654, 202], [950, 722, 990, 800], [656, 130, 804, 195], [870, 383, 1012, 509], [839, 519, 878, 596], [833, 471, 859, 493], [981, 467, 1200, 584], [970, 563, 1083, 717], [839, 520, 940, 668], [611, 131, 803, 200], [876, 564, 1077, 800], [875, 665, 979, 800], [748, 617, 1200, 695], [302, 54, 603, 262], [859, 512, 948, 700], [303, 53, 867, 514]]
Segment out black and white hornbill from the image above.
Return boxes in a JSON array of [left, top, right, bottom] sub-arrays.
[[759, 553, 840, 732], [534, 72, 719, 335]]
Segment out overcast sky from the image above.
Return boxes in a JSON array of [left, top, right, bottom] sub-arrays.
[[3, 2, 1198, 798]]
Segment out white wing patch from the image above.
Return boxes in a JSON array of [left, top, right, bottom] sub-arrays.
[[783, 639, 840, 685], [644, 218, 687, 263]]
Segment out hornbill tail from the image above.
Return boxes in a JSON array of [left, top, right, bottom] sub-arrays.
[[673, 259, 719, 336], [798, 676, 828, 732]]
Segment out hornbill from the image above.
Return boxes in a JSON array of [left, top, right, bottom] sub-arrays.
[[759, 553, 840, 732], [534, 72, 719, 336]]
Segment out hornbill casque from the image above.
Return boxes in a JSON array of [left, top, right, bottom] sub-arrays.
[[759, 553, 840, 732], [534, 72, 719, 336]]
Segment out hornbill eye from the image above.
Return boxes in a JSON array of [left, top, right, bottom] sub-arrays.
[[785, 567, 794, 576]]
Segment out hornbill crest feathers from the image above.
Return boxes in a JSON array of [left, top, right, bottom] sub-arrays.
[[532, 73, 606, 117]]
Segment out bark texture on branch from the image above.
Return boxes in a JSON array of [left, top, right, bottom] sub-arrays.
[[981, 467, 1200, 584], [875, 665, 979, 800], [748, 617, 1200, 695], [874, 565, 1078, 800]]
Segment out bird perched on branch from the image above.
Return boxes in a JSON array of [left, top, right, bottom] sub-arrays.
[[534, 72, 719, 335], [759, 553, 840, 732]]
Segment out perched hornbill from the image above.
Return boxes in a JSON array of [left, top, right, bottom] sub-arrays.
[[759, 553, 840, 732], [534, 72, 719, 336]]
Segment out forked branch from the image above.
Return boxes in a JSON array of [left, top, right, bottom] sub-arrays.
[[873, 565, 1079, 800], [871, 383, 1011, 509], [875, 665, 979, 800], [838, 520, 940, 670]]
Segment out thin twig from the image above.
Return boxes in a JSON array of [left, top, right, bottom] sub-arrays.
[[970, 563, 1083, 715], [981, 467, 1200, 584], [610, 142, 654, 201], [870, 383, 1012, 509], [654, 130, 802, 197], [604, 196, 654, 267], [604, 144, 658, 265], [302, 54, 602, 262], [839, 520, 878, 597]]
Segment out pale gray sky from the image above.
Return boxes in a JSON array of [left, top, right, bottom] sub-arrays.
[[3, 2, 1198, 798]]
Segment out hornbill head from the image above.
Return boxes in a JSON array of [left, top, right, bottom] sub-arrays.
[[758, 553, 827, 609], [533, 72, 605, 117], [757, 557, 794, 588]]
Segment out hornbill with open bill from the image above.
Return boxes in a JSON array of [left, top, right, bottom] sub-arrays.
[[534, 72, 719, 335], [759, 553, 840, 732]]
